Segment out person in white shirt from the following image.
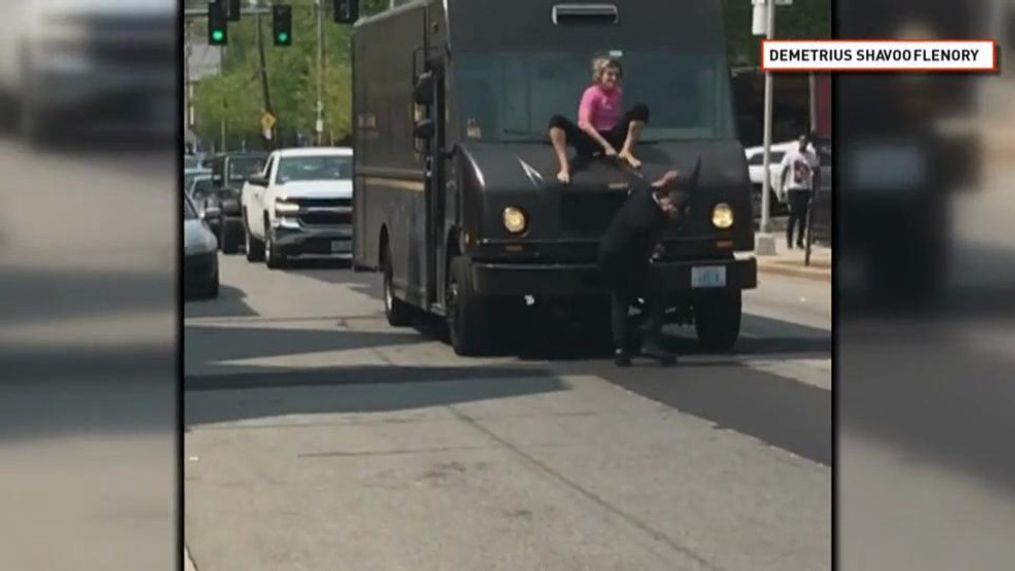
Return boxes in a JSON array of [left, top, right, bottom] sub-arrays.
[[779, 134, 819, 249]]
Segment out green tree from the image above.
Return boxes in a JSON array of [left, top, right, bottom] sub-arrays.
[[721, 0, 831, 67]]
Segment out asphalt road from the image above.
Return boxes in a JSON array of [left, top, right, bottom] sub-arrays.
[[185, 254, 832, 570]]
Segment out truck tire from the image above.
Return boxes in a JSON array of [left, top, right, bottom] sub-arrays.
[[383, 244, 413, 326], [244, 217, 264, 262], [264, 225, 287, 269], [694, 290, 742, 351], [447, 257, 492, 356], [220, 222, 241, 254]]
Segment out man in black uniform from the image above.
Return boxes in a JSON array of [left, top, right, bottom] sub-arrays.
[[598, 170, 682, 366]]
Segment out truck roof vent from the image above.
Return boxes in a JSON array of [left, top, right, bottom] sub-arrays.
[[552, 4, 619, 25]]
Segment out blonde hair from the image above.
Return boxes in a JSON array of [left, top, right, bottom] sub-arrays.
[[592, 57, 623, 83]]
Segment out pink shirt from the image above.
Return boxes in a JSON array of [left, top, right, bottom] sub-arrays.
[[578, 84, 623, 132]]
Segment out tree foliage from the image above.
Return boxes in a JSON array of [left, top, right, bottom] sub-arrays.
[[192, 0, 828, 148], [721, 0, 831, 67]]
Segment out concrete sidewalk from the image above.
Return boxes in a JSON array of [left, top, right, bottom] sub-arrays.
[[755, 238, 831, 282]]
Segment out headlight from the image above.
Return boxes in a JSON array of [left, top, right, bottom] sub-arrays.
[[712, 203, 734, 229], [275, 200, 299, 216], [502, 206, 527, 234]]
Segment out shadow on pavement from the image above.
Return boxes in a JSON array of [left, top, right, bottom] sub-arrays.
[[841, 317, 1015, 495], [183, 284, 258, 319], [185, 366, 563, 426], [185, 324, 425, 371]]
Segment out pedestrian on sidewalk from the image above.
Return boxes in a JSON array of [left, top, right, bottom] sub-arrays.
[[598, 169, 684, 367], [779, 133, 819, 249]]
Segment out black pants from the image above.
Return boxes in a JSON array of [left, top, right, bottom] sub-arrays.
[[548, 104, 650, 157], [786, 189, 811, 246], [603, 264, 666, 350]]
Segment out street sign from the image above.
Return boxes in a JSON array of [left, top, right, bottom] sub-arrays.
[[260, 112, 276, 132]]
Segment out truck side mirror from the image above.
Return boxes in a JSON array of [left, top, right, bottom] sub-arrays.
[[333, 0, 358, 24], [413, 71, 435, 106], [413, 119, 435, 140], [247, 174, 269, 187]]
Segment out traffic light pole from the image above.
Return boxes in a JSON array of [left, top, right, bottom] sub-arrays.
[[256, 9, 275, 146], [316, 0, 325, 145], [756, 0, 777, 255]]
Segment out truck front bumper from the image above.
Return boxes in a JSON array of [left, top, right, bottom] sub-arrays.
[[470, 257, 757, 296], [271, 222, 353, 258]]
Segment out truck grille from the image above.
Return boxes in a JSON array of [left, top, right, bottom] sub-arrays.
[[293, 198, 352, 227], [558, 192, 627, 235]]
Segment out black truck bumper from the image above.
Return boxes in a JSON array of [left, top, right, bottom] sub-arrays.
[[470, 257, 757, 296]]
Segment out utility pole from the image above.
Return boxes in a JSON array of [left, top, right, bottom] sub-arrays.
[[316, 0, 325, 145], [256, 4, 275, 146], [184, 19, 191, 139], [756, 0, 777, 255]]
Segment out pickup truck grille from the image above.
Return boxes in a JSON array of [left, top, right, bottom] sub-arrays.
[[292, 198, 352, 227]]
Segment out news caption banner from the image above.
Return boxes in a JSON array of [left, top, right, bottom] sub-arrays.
[[762, 40, 998, 72]]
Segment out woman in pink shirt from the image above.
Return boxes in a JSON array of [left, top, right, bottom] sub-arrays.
[[548, 57, 650, 184]]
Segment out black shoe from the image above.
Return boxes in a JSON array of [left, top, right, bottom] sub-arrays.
[[786, 241, 794, 250], [641, 342, 676, 366], [797, 241, 805, 249], [614, 348, 632, 367]]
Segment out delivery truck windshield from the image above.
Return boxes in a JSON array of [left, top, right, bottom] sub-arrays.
[[455, 50, 734, 143]]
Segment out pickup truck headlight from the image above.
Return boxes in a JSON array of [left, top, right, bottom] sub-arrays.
[[712, 203, 734, 229], [502, 206, 527, 234], [275, 200, 299, 216]]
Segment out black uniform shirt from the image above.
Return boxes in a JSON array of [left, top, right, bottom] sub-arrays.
[[597, 182, 668, 277]]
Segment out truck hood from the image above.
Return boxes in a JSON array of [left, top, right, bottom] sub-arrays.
[[275, 180, 353, 200], [457, 140, 748, 193], [456, 139, 753, 249]]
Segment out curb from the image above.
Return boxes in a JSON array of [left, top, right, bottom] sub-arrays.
[[757, 261, 831, 282]]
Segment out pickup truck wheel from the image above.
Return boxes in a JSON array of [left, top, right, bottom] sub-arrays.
[[447, 257, 492, 356], [244, 218, 264, 262], [264, 225, 286, 269], [383, 245, 414, 326], [694, 290, 742, 351]]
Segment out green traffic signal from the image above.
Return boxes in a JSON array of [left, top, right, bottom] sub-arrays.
[[212, 29, 225, 42], [272, 5, 292, 46]]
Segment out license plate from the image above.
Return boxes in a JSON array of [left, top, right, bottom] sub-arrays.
[[331, 241, 351, 253], [691, 266, 726, 288]]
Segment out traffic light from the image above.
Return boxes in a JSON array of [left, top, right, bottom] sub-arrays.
[[272, 5, 292, 47], [208, 1, 228, 46], [226, 0, 241, 22], [333, 0, 358, 23]]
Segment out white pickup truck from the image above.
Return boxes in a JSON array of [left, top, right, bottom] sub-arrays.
[[240, 147, 355, 269], [0, 0, 174, 142]]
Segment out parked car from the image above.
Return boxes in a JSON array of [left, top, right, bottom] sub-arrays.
[[184, 167, 212, 196], [206, 152, 268, 254], [187, 173, 220, 239], [744, 141, 796, 216], [183, 193, 219, 299], [240, 147, 353, 269]]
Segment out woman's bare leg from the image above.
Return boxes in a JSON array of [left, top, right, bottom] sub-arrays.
[[550, 127, 571, 184], [618, 120, 644, 169]]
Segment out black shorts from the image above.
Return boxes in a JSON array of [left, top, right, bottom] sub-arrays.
[[548, 104, 650, 157]]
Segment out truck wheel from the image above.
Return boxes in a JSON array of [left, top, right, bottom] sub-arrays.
[[244, 218, 264, 262], [264, 225, 286, 269], [694, 290, 742, 351], [220, 222, 240, 254], [447, 257, 491, 356], [383, 244, 414, 326]]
